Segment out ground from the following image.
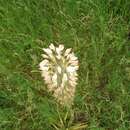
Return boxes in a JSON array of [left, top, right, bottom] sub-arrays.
[[0, 0, 130, 130]]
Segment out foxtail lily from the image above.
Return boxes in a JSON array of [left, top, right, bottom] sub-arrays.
[[39, 44, 79, 106]]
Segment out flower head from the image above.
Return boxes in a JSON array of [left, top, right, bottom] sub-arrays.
[[39, 44, 79, 106]]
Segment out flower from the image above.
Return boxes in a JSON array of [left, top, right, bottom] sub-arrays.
[[39, 44, 79, 106]]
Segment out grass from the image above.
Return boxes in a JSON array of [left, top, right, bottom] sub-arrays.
[[0, 0, 130, 129]]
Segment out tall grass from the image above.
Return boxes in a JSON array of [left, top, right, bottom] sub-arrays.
[[0, 0, 130, 129]]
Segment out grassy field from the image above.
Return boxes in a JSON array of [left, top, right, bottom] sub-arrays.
[[0, 0, 130, 130]]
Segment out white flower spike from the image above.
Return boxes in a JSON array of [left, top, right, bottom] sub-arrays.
[[39, 44, 79, 106]]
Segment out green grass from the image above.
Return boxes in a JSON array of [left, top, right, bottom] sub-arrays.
[[0, 0, 130, 129]]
